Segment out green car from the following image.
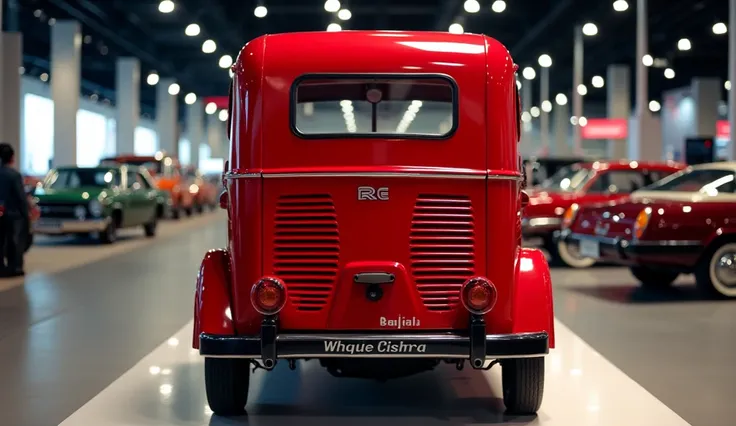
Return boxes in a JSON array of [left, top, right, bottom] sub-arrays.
[[33, 165, 159, 243]]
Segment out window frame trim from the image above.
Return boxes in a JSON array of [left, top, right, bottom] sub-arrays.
[[289, 73, 460, 140]]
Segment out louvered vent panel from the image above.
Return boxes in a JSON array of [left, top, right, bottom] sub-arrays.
[[409, 195, 475, 311], [273, 194, 339, 311]]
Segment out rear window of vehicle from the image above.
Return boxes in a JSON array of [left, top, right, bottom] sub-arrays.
[[291, 74, 457, 139], [646, 168, 735, 194]]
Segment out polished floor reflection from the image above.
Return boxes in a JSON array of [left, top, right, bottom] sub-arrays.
[[58, 319, 690, 426]]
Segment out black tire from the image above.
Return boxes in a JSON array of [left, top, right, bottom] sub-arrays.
[[99, 219, 118, 244], [171, 208, 181, 220], [694, 241, 736, 298], [185, 207, 193, 217], [143, 217, 157, 238], [501, 357, 545, 414], [156, 204, 165, 219], [630, 266, 679, 289], [204, 358, 250, 416]]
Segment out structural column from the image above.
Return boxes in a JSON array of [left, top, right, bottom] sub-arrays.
[[207, 114, 226, 159], [572, 26, 584, 155], [186, 101, 204, 168], [520, 80, 534, 156], [51, 20, 82, 167], [607, 65, 631, 159], [691, 77, 722, 137], [553, 102, 570, 156], [115, 57, 140, 155], [156, 78, 178, 156], [0, 33, 22, 169], [540, 68, 550, 155], [729, 0, 736, 160]]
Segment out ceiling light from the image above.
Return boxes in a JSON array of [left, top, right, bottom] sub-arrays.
[[324, 0, 341, 12], [541, 101, 552, 112], [591, 75, 604, 88], [570, 116, 579, 125], [521, 112, 531, 123], [613, 0, 629, 12], [555, 93, 568, 106], [538, 54, 552, 68], [219, 109, 229, 122], [146, 72, 159, 86], [677, 38, 691, 51], [642, 54, 653, 66], [158, 0, 174, 13], [327, 23, 342, 32], [578, 116, 588, 127], [337, 9, 351, 20], [40, 73, 49, 82], [491, 0, 506, 13], [464, 0, 480, 13], [712, 22, 727, 35], [522, 67, 536, 80], [254, 6, 267, 18], [449, 23, 464, 34], [649, 100, 661, 112], [219, 55, 233, 69], [202, 39, 216, 53], [664, 68, 675, 79], [229, 69, 234, 78], [185, 23, 200, 36], [516, 80, 522, 90], [168, 83, 180, 95], [577, 84, 588, 96], [582, 23, 598, 36], [185, 93, 197, 105], [726, 81, 731, 91], [205, 102, 217, 115], [530, 106, 540, 117]]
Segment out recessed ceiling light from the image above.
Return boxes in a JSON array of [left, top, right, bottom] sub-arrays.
[[664, 68, 675, 79], [555, 93, 568, 106], [158, 0, 174, 13], [205, 102, 217, 115], [677, 38, 691, 51], [449, 23, 464, 34], [202, 39, 216, 53], [538, 54, 552, 68], [522, 67, 536, 80], [337, 9, 351, 20], [464, 0, 480, 13], [254, 6, 267, 18], [219, 110, 229, 122], [324, 0, 340, 13], [147, 72, 159, 85], [185, 93, 197, 105], [578, 117, 588, 127], [327, 23, 342, 32], [642, 54, 653, 66], [185, 24, 200, 36], [591, 75, 604, 88], [649, 100, 661, 112], [582, 23, 598, 36], [712, 22, 727, 35], [577, 84, 588, 96], [541, 101, 552, 112], [491, 0, 506, 13], [219, 55, 233, 69], [530, 106, 540, 117], [168, 83, 180, 95], [613, 0, 628, 12], [726, 81, 731, 91]]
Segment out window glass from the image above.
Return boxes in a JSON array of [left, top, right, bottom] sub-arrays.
[[45, 168, 118, 189], [538, 165, 593, 193], [645, 169, 735, 194], [127, 170, 141, 190], [138, 173, 153, 189], [606, 171, 646, 193], [293, 76, 456, 137]]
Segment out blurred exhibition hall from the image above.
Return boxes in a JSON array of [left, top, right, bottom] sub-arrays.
[[0, 0, 734, 425]]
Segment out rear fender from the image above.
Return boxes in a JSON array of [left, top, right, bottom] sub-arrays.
[[192, 248, 234, 349], [512, 248, 555, 348]]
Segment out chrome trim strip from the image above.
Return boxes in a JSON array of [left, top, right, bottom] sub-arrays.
[[565, 232, 701, 248], [524, 217, 562, 228], [203, 353, 546, 359], [627, 239, 702, 247], [224, 172, 521, 181]]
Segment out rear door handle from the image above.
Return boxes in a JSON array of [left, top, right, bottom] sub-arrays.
[[353, 272, 395, 285]]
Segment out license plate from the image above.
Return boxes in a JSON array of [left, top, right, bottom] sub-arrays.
[[37, 219, 62, 228], [579, 239, 600, 258]]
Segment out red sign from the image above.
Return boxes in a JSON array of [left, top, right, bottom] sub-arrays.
[[203, 96, 229, 109], [716, 120, 730, 140], [581, 118, 629, 140]]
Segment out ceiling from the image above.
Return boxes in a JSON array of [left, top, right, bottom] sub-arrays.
[[7, 0, 731, 119]]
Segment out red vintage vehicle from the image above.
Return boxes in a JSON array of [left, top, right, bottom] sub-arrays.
[[523, 160, 684, 268], [193, 31, 554, 416], [183, 167, 218, 212], [558, 162, 736, 297]]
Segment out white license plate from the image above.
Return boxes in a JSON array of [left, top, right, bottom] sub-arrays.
[[37, 219, 62, 228], [579, 239, 600, 258]]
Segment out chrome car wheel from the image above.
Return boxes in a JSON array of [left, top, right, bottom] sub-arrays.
[[709, 243, 736, 297], [556, 239, 596, 269]]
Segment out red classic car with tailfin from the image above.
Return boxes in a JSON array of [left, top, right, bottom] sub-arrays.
[[523, 160, 684, 268], [193, 30, 554, 416], [558, 162, 736, 297]]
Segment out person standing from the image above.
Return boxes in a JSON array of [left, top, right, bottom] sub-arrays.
[[0, 143, 28, 277]]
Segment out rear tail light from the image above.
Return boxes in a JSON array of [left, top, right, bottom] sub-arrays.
[[633, 207, 652, 240], [561, 203, 579, 228], [251, 277, 287, 315], [460, 277, 498, 315]]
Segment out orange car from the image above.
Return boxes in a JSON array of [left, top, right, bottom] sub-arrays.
[[100, 153, 195, 219], [183, 167, 219, 212]]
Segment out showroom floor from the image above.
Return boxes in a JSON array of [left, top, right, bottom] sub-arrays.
[[0, 212, 732, 426]]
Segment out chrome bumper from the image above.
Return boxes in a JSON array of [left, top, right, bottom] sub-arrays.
[[522, 217, 562, 237], [33, 217, 111, 234]]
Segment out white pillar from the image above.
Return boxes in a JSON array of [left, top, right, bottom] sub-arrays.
[[51, 20, 82, 167], [115, 57, 140, 155], [521, 79, 533, 155], [691, 77, 721, 137], [729, 0, 736, 160], [607, 65, 631, 159], [156, 78, 178, 156], [540, 67, 550, 155], [553, 102, 570, 156], [207, 113, 225, 159], [572, 27, 584, 155], [0, 33, 22, 169], [187, 101, 204, 169]]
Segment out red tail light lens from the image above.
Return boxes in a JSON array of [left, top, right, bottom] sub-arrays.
[[460, 277, 498, 315], [250, 277, 287, 315]]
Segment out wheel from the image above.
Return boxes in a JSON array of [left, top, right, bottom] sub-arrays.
[[171, 208, 181, 220], [196, 203, 204, 214], [99, 219, 118, 244], [695, 241, 736, 298], [629, 266, 679, 289], [204, 358, 250, 416], [185, 207, 193, 217], [156, 204, 165, 219], [501, 357, 545, 414], [552, 239, 596, 268], [143, 217, 157, 238]]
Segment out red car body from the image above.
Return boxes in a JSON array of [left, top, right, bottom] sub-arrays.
[[193, 31, 553, 416], [559, 162, 736, 297], [523, 160, 684, 267]]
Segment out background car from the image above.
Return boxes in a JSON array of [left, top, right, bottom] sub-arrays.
[[523, 156, 589, 187], [33, 165, 159, 244], [23, 176, 43, 252], [523, 160, 685, 268], [558, 162, 736, 297], [183, 167, 218, 212]]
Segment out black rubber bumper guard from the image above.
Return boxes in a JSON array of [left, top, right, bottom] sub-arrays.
[[200, 315, 549, 369]]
